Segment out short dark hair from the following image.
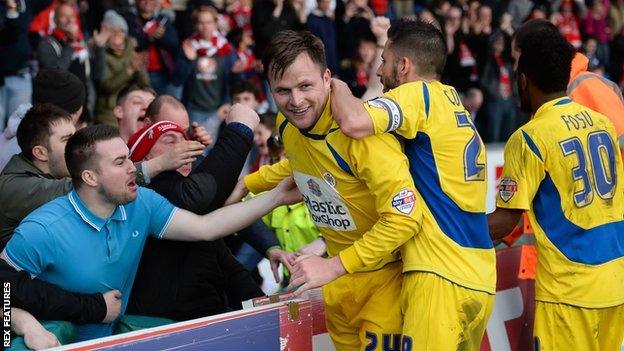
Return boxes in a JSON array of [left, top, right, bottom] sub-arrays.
[[512, 19, 558, 50], [232, 79, 260, 99], [517, 29, 575, 94], [17, 104, 73, 161], [116, 84, 156, 106], [386, 19, 447, 78], [65, 125, 120, 188], [144, 95, 184, 120], [262, 30, 327, 82]]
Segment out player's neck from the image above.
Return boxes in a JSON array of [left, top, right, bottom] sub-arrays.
[[406, 72, 438, 84], [532, 91, 567, 112]]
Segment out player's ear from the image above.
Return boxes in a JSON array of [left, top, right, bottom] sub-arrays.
[[322, 68, 331, 88], [398, 56, 410, 77], [518, 72, 528, 91]]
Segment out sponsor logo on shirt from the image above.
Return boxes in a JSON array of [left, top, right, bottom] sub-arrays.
[[295, 172, 356, 231], [391, 189, 415, 214], [499, 177, 517, 202]]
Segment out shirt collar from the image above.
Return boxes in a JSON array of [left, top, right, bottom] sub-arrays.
[[533, 96, 572, 119], [298, 97, 337, 140], [68, 190, 127, 231]]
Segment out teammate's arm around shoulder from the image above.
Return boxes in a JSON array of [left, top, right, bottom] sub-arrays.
[[330, 78, 375, 139], [331, 78, 424, 140]]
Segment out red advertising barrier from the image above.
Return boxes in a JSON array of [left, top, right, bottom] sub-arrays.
[[55, 245, 537, 351]]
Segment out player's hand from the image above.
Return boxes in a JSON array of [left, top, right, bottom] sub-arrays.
[[330, 77, 350, 90], [297, 237, 326, 256], [266, 247, 297, 283], [102, 289, 122, 323], [191, 122, 213, 146], [287, 255, 346, 296], [226, 103, 259, 130], [23, 325, 61, 350], [271, 177, 302, 206]]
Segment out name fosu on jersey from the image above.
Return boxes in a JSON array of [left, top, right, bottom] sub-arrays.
[[302, 195, 353, 230]]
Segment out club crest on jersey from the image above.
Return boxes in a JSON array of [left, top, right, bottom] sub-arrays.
[[323, 171, 337, 188], [392, 189, 415, 214], [499, 177, 517, 202], [307, 179, 322, 197]]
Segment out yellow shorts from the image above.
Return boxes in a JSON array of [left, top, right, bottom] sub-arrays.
[[323, 260, 403, 351], [534, 301, 624, 351], [401, 271, 494, 351]]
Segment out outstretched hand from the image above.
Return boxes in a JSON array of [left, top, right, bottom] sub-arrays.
[[287, 255, 346, 296]]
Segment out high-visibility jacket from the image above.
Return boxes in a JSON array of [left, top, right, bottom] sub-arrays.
[[568, 53, 624, 156]]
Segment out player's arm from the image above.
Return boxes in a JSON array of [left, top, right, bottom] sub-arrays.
[[488, 131, 544, 241], [225, 158, 293, 205], [288, 135, 422, 294], [163, 177, 301, 241], [488, 208, 524, 241], [338, 135, 422, 272], [245, 158, 292, 193], [332, 79, 423, 140], [330, 78, 375, 139]]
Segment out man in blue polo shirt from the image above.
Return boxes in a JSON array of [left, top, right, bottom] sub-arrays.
[[1, 116, 301, 341]]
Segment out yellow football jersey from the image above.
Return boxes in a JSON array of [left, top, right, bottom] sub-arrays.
[[245, 100, 422, 273], [363, 80, 496, 294], [497, 97, 624, 308]]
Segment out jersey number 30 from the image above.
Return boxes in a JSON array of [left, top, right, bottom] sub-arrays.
[[560, 131, 617, 207]]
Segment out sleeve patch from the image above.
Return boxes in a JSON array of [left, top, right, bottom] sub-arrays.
[[498, 177, 518, 202], [392, 189, 416, 214]]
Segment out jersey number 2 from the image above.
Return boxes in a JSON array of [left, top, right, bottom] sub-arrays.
[[560, 131, 617, 207], [455, 112, 485, 181]]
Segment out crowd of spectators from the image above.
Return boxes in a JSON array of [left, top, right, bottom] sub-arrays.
[[2, 0, 623, 143]]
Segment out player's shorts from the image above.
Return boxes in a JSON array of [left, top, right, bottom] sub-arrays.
[[534, 301, 624, 351], [401, 271, 494, 351], [323, 260, 403, 351]]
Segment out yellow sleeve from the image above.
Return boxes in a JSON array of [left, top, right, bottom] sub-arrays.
[[363, 83, 424, 139], [496, 130, 545, 210], [338, 134, 423, 273], [244, 159, 292, 194]]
